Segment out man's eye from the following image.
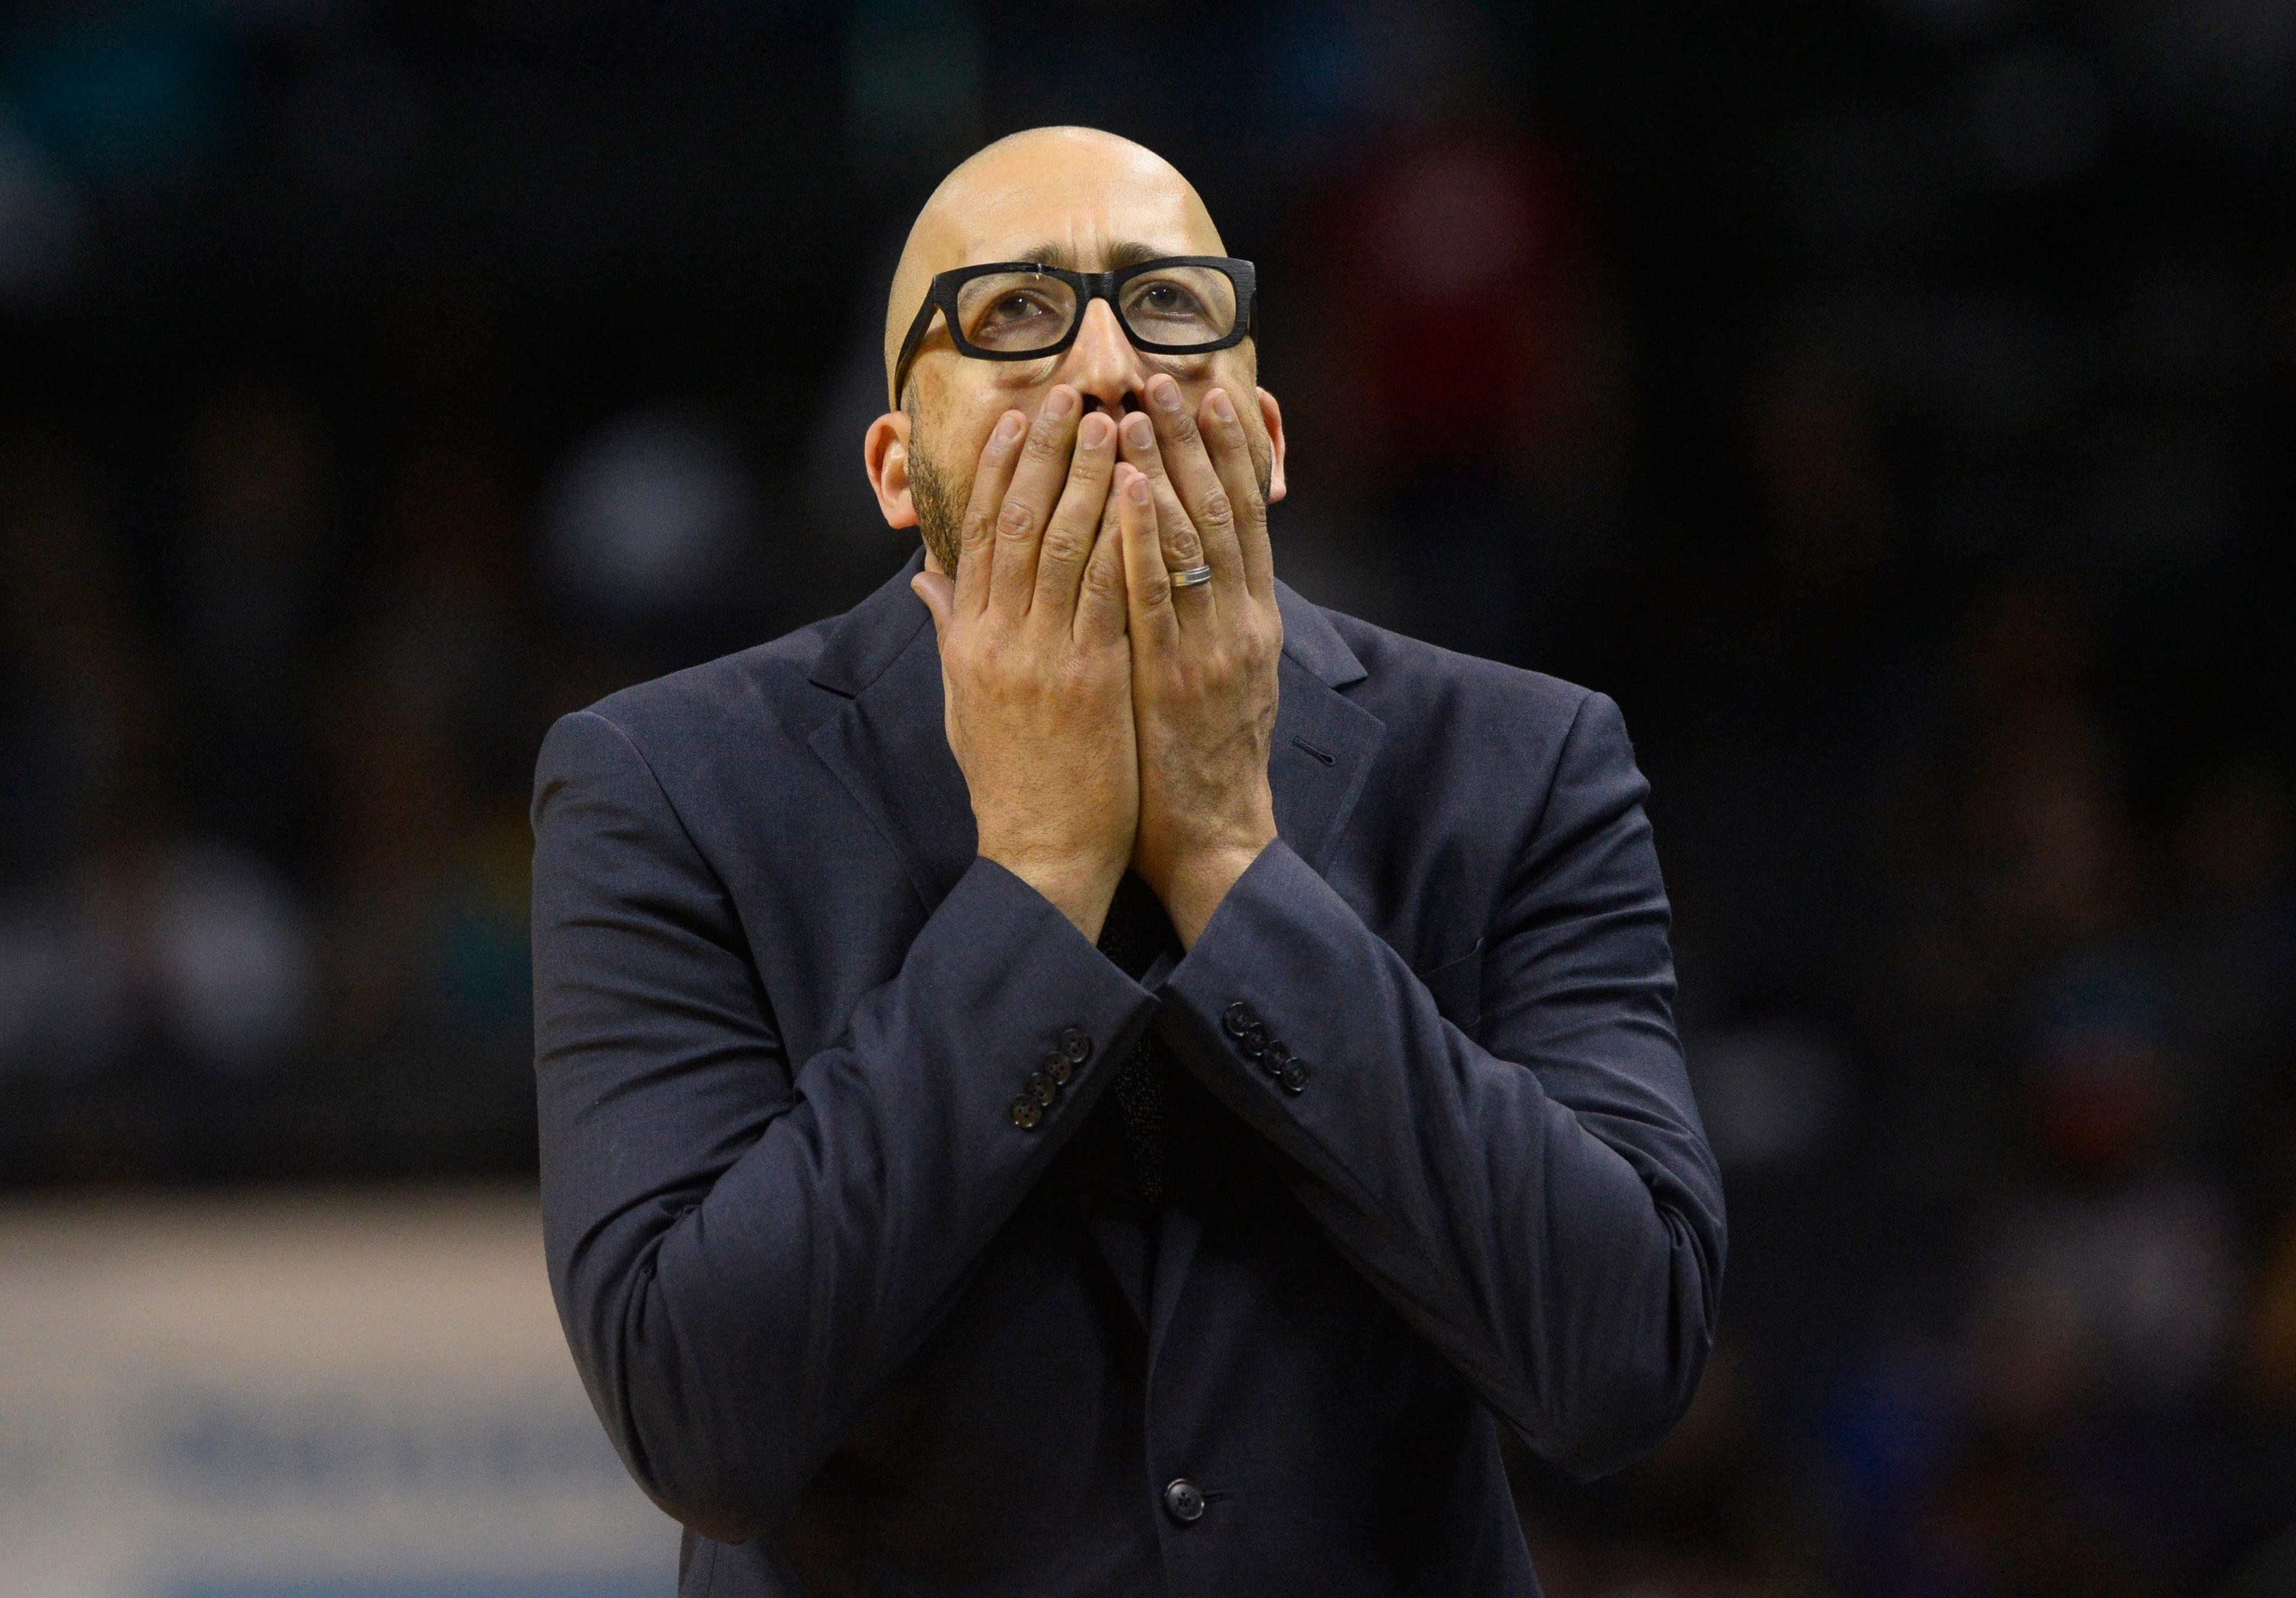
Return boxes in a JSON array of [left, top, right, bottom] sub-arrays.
[[1134, 283, 1204, 316]]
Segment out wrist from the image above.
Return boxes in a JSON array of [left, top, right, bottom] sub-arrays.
[[1152, 834, 1274, 950], [981, 846, 1125, 943]]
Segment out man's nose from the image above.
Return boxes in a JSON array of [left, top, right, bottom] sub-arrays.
[[1060, 298, 1146, 415]]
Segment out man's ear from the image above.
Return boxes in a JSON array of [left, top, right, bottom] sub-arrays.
[[863, 410, 917, 528], [1258, 387, 1289, 505]]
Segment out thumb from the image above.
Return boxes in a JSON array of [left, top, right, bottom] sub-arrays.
[[910, 570, 954, 642]]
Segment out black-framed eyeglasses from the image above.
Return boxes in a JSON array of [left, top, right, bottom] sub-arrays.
[[890, 255, 1257, 406]]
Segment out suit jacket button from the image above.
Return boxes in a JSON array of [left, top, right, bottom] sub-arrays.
[[1162, 1478, 1206, 1523], [1058, 1026, 1092, 1065], [1222, 1001, 1257, 1038], [1025, 1071, 1058, 1106], [1278, 1058, 1311, 1094], [1238, 1019, 1270, 1059], [1262, 1040, 1293, 1075], [1010, 1097, 1043, 1130], [1043, 1051, 1074, 1087]]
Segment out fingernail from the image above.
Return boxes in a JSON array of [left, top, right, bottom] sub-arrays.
[[1127, 474, 1149, 502], [1045, 387, 1076, 419], [1151, 376, 1181, 411], [993, 413, 1024, 444], [1209, 389, 1236, 423], [1123, 413, 1154, 449], [1079, 412, 1113, 448]]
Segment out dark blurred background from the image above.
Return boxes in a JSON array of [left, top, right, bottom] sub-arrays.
[[2, 1, 2292, 1593]]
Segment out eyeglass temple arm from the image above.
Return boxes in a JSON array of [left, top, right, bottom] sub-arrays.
[[890, 292, 945, 408]]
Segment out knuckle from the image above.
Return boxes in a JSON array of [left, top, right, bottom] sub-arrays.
[[1040, 523, 1092, 566], [1198, 487, 1235, 530], [996, 498, 1037, 538], [1083, 556, 1123, 597], [1022, 423, 1067, 465]]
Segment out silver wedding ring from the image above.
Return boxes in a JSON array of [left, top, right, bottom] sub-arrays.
[[1170, 563, 1214, 589]]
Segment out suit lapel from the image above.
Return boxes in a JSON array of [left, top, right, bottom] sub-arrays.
[[805, 554, 978, 917], [1269, 579, 1382, 884], [1269, 658, 1384, 876]]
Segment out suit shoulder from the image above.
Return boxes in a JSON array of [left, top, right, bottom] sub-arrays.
[[1317, 603, 1601, 736], [570, 615, 839, 757]]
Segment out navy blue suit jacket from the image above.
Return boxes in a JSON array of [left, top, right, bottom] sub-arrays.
[[530, 551, 1726, 1596]]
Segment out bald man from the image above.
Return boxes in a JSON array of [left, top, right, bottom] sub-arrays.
[[532, 128, 1724, 1597]]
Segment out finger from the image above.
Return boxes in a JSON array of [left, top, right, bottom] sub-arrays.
[[1146, 459, 1213, 627], [910, 569, 954, 644], [1143, 373, 1244, 594], [953, 410, 1027, 618], [1031, 410, 1118, 627], [1075, 465, 1130, 645], [1117, 411, 1213, 611], [1128, 418, 1217, 627], [1202, 386, 1275, 603], [989, 386, 1082, 621], [1117, 463, 1180, 652]]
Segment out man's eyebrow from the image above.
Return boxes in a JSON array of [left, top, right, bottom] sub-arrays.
[[1008, 240, 1177, 272]]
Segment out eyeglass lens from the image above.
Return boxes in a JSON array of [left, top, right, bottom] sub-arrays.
[[952, 265, 1239, 353]]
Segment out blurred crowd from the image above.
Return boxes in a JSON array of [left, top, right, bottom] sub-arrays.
[[3, 1, 2292, 1593]]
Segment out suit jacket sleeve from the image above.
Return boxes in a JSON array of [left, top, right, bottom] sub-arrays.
[[529, 708, 1156, 1544], [1157, 688, 1725, 1481]]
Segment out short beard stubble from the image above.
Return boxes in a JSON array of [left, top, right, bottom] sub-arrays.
[[908, 423, 967, 579]]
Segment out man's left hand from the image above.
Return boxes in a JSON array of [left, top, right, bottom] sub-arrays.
[[1115, 373, 1284, 948]]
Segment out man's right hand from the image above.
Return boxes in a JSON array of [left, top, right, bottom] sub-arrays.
[[910, 385, 1135, 943]]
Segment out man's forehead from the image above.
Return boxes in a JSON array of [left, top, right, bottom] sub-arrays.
[[927, 176, 1220, 270]]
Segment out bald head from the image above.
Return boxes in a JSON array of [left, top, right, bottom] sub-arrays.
[[883, 127, 1228, 406]]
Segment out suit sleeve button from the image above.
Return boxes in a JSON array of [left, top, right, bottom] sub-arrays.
[[1278, 1058, 1311, 1094], [1024, 1071, 1058, 1106], [1058, 1026, 1091, 1065], [1010, 1096, 1043, 1129], [1162, 1478, 1206, 1523], [1222, 1001, 1257, 1038], [1238, 1020, 1271, 1060], [1043, 1050, 1074, 1086], [1262, 1040, 1293, 1076]]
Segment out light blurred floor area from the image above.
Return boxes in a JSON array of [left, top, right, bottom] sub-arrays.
[[0, 1186, 678, 1598]]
